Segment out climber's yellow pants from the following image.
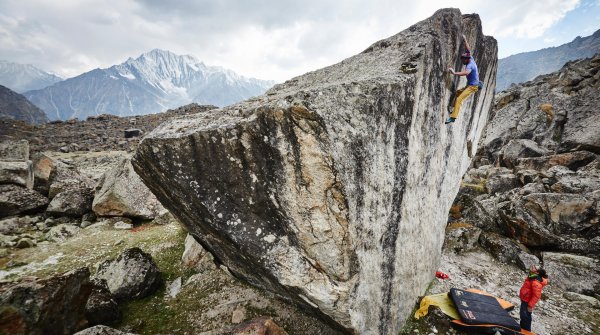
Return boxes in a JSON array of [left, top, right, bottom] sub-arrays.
[[450, 85, 478, 119]]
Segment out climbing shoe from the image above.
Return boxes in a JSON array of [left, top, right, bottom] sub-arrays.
[[445, 117, 456, 124]]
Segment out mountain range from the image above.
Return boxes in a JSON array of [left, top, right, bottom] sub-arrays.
[[0, 61, 63, 93], [23, 49, 275, 121], [496, 28, 600, 91], [0, 85, 48, 124]]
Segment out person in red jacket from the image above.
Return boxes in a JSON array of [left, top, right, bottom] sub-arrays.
[[519, 266, 549, 331]]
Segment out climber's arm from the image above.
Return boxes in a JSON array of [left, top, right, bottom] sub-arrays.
[[462, 34, 471, 53], [447, 68, 471, 76]]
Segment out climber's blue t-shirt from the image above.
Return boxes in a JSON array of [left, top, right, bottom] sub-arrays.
[[466, 60, 479, 86]]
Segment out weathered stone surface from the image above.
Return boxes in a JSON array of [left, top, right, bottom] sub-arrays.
[[0, 184, 48, 218], [85, 279, 122, 327], [46, 187, 94, 217], [92, 157, 163, 219], [124, 129, 143, 138], [133, 9, 497, 333], [499, 139, 549, 168], [0, 140, 29, 161], [485, 172, 520, 195], [0, 161, 33, 188], [48, 162, 94, 199], [478, 231, 526, 264], [482, 55, 600, 163], [95, 247, 162, 302], [542, 252, 600, 295], [46, 223, 81, 242], [0, 215, 41, 234], [74, 325, 137, 335], [230, 316, 288, 335], [182, 234, 216, 272], [443, 225, 482, 254], [517, 151, 597, 172], [0, 267, 93, 335]]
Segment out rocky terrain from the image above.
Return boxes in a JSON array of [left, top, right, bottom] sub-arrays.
[[0, 85, 48, 125], [496, 28, 600, 91], [0, 103, 217, 153], [0, 9, 598, 335], [401, 55, 600, 335], [0, 104, 343, 334]]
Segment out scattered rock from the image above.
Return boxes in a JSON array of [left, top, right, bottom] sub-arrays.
[[73, 325, 137, 335], [0, 184, 48, 218], [95, 247, 162, 302], [0, 215, 40, 234], [0, 140, 29, 161], [0, 161, 33, 188], [229, 316, 288, 335], [182, 234, 216, 272], [231, 306, 247, 324], [562, 292, 600, 309], [113, 221, 133, 230], [15, 238, 36, 248], [478, 231, 527, 264], [499, 139, 550, 168], [92, 157, 163, 219], [443, 224, 482, 254], [0, 267, 93, 335], [46, 187, 94, 217], [85, 279, 122, 327], [124, 129, 143, 138], [46, 223, 81, 242], [165, 277, 182, 299]]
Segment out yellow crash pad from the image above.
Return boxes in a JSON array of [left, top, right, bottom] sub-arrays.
[[414, 292, 459, 320]]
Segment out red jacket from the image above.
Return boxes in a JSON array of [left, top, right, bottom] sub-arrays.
[[519, 275, 548, 309]]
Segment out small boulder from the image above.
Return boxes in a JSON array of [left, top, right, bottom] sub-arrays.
[[182, 234, 216, 272], [73, 325, 137, 335], [124, 129, 143, 138], [0, 140, 29, 161], [95, 247, 162, 302], [0, 184, 48, 219], [0, 267, 93, 335], [165, 277, 182, 299], [46, 224, 81, 242], [500, 139, 549, 168], [485, 173, 520, 195], [0, 215, 41, 235], [46, 188, 94, 217], [0, 161, 33, 189], [443, 224, 482, 254], [229, 316, 288, 335], [92, 158, 163, 220], [85, 279, 122, 327], [478, 231, 526, 264]]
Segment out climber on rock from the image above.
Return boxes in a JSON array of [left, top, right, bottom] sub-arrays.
[[446, 34, 480, 124]]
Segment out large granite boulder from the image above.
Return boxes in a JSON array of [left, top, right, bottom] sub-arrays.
[[0, 267, 93, 335], [46, 187, 95, 217], [94, 247, 162, 302], [133, 9, 497, 333], [92, 157, 163, 219]]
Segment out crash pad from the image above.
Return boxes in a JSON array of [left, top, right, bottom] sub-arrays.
[[414, 288, 515, 320], [450, 288, 520, 331]]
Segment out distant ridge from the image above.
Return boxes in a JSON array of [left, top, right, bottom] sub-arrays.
[[497, 28, 600, 91], [24, 49, 275, 121], [0, 60, 63, 93], [0, 85, 48, 124]]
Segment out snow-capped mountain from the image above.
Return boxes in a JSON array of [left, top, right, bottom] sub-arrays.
[[0, 61, 63, 93], [24, 49, 276, 121]]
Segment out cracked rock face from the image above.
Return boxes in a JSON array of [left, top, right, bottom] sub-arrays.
[[133, 9, 497, 334]]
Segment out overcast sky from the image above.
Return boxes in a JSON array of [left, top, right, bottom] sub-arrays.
[[1, 0, 599, 82]]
